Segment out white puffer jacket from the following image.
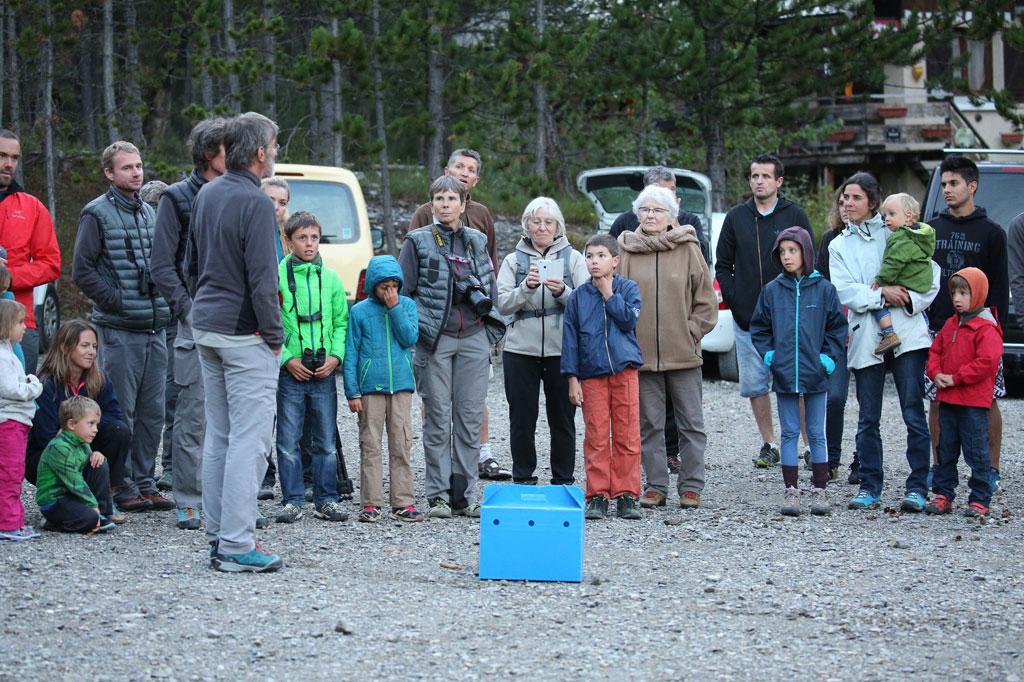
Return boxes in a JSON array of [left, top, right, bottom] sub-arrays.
[[0, 341, 42, 426]]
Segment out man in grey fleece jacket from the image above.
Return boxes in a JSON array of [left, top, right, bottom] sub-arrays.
[[185, 112, 284, 573]]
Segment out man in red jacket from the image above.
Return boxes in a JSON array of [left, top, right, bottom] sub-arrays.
[[0, 129, 61, 372]]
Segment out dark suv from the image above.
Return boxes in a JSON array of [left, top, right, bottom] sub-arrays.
[[921, 155, 1023, 377]]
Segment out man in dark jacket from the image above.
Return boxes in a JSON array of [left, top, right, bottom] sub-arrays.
[[714, 153, 814, 468], [151, 117, 227, 529], [72, 141, 173, 513], [187, 112, 284, 573], [925, 155, 1008, 491]]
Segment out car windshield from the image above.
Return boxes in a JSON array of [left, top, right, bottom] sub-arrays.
[[927, 168, 1024, 230], [285, 179, 360, 244], [587, 174, 707, 216]]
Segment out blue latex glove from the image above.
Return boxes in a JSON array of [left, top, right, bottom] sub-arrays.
[[820, 353, 835, 375], [763, 350, 775, 368]]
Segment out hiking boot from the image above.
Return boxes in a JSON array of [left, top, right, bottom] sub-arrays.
[[214, 547, 284, 573], [666, 452, 681, 475], [176, 506, 202, 530], [639, 490, 667, 508], [924, 494, 952, 515], [848, 490, 881, 510], [141, 492, 175, 511], [156, 471, 173, 491], [964, 502, 989, 518], [781, 487, 801, 516], [116, 496, 154, 513], [359, 506, 382, 523], [0, 525, 41, 541], [313, 502, 349, 522], [391, 506, 425, 523], [900, 492, 927, 513], [847, 459, 861, 485], [255, 514, 270, 529], [616, 495, 642, 520], [810, 487, 830, 515], [679, 491, 701, 509], [478, 457, 512, 480], [453, 503, 481, 518], [585, 496, 608, 520], [873, 332, 902, 356], [257, 485, 275, 501], [275, 503, 303, 524], [828, 465, 841, 482], [428, 497, 452, 519], [754, 442, 780, 468]]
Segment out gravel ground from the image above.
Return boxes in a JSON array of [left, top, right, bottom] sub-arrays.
[[1, 361, 1022, 681]]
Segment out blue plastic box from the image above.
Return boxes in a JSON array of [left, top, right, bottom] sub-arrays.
[[478, 484, 584, 582]]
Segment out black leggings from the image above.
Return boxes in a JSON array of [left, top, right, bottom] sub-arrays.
[[40, 462, 113, 533]]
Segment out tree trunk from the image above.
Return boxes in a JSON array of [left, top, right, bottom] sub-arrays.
[[223, 0, 240, 113], [124, 0, 144, 145], [548, 107, 570, 192], [372, 0, 395, 254], [79, 17, 98, 150], [43, 0, 56, 222], [262, 0, 276, 120], [201, 31, 214, 110], [309, 90, 321, 161], [703, 33, 726, 212], [426, 21, 445, 180], [0, 9, 5, 129], [636, 81, 648, 165], [330, 17, 344, 166], [102, 0, 119, 142], [7, 6, 19, 135], [533, 0, 546, 178]]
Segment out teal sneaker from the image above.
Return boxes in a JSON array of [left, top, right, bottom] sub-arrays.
[[848, 490, 881, 510], [214, 546, 284, 573], [754, 442, 780, 468], [176, 506, 202, 530], [900, 492, 926, 513]]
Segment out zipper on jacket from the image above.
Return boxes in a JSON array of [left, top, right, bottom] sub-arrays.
[[655, 252, 661, 371], [540, 282, 546, 359], [603, 300, 613, 374], [794, 276, 801, 390], [385, 312, 394, 392]]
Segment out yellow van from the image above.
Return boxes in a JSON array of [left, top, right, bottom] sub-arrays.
[[273, 164, 382, 305]]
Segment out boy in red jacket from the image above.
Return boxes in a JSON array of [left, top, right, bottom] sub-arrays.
[[925, 267, 1002, 517]]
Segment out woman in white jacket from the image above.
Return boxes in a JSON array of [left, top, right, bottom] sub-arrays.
[[497, 197, 589, 485]]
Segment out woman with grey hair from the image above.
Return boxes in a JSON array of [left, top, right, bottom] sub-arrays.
[[497, 197, 589, 485], [618, 184, 718, 509]]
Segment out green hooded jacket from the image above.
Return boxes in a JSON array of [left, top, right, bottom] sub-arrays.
[[875, 221, 936, 293], [278, 254, 349, 368], [35, 430, 98, 509]]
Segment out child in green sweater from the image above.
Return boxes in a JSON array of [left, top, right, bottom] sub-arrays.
[[871, 192, 936, 356], [36, 396, 116, 534]]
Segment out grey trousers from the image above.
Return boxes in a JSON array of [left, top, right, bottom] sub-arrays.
[[198, 342, 278, 554], [99, 326, 167, 496], [639, 368, 706, 495], [414, 332, 489, 506], [161, 325, 179, 473], [171, 338, 205, 508]]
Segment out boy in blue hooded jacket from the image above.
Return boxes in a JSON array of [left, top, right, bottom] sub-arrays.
[[751, 226, 848, 517], [344, 255, 424, 523]]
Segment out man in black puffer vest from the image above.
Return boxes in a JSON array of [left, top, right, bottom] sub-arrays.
[[151, 118, 227, 530], [72, 141, 173, 513]]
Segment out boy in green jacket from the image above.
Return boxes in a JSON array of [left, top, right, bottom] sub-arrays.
[[274, 211, 350, 524], [35, 396, 116, 534], [871, 192, 936, 356]]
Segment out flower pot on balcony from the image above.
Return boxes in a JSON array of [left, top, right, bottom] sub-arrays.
[[878, 106, 908, 118], [921, 126, 952, 141], [1001, 131, 1023, 145], [828, 129, 856, 143]]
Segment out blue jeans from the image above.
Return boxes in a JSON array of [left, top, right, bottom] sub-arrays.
[[825, 349, 849, 466], [933, 403, 992, 505], [275, 372, 339, 506], [852, 349, 930, 498], [777, 392, 827, 467]]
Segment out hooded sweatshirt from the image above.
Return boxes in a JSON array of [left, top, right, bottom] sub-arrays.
[[926, 267, 1003, 408], [496, 228, 589, 358], [874, 221, 936, 293], [0, 178, 60, 330], [343, 255, 419, 398], [618, 225, 718, 372], [750, 227, 848, 395]]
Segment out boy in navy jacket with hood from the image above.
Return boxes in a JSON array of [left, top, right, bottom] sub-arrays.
[[561, 234, 643, 521], [751, 227, 848, 517]]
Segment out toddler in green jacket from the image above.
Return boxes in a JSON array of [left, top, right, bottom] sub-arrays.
[[871, 192, 936, 356]]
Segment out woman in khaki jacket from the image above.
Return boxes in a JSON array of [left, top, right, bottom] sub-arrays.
[[618, 185, 718, 509]]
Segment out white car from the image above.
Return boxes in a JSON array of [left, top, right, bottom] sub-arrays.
[[703, 212, 737, 381], [33, 282, 60, 354]]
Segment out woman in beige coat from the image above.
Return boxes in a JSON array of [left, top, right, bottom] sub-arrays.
[[618, 185, 717, 509]]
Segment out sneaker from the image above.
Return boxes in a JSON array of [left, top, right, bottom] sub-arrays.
[[275, 503, 303, 524], [141, 492, 175, 511], [900, 492, 927, 513], [453, 503, 481, 518], [0, 525, 41, 541], [359, 506, 382, 523], [754, 442, 780, 468], [848, 490, 881, 510], [176, 506, 202, 530], [666, 452, 681, 475], [214, 547, 284, 573], [847, 459, 861, 485], [391, 506, 425, 523], [990, 469, 1002, 495], [257, 485, 275, 501], [478, 457, 512, 481], [964, 502, 989, 518], [427, 497, 452, 519], [873, 332, 902, 356], [313, 502, 349, 522], [639, 490, 667, 508], [924, 494, 952, 515], [585, 496, 608, 520], [781, 487, 801, 516], [802, 448, 812, 471], [91, 520, 117, 534], [304, 487, 314, 503], [256, 514, 270, 529], [109, 506, 127, 525], [156, 471, 173, 491], [679, 491, 701, 509], [116, 496, 154, 513], [616, 495, 642, 520], [810, 487, 830, 515]]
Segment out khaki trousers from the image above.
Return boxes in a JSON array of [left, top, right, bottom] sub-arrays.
[[358, 392, 416, 509]]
